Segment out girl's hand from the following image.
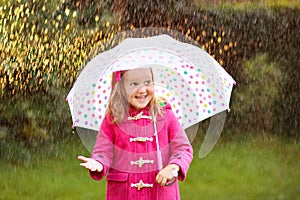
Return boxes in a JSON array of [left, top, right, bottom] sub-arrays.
[[78, 155, 104, 172], [156, 164, 180, 186]]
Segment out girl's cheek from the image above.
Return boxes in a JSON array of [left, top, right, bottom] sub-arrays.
[[148, 86, 155, 94], [125, 89, 136, 99]]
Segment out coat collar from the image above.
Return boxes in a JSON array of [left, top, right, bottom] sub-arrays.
[[128, 104, 151, 117]]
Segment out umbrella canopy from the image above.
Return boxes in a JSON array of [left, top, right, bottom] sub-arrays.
[[67, 34, 235, 134]]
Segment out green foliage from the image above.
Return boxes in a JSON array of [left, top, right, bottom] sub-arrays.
[[64, 0, 114, 28], [230, 54, 283, 134], [0, 86, 72, 165]]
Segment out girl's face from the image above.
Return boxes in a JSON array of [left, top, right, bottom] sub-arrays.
[[123, 68, 154, 110]]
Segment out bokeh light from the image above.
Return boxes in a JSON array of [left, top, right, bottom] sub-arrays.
[[0, 0, 238, 99]]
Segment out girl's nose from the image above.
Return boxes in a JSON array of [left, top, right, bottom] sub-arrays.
[[136, 84, 147, 93]]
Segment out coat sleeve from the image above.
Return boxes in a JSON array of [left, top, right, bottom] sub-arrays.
[[89, 115, 115, 181], [166, 105, 193, 182]]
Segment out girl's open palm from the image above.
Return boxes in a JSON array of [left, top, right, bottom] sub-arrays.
[[78, 156, 104, 172]]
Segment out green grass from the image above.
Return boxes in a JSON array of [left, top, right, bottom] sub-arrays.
[[1, 134, 299, 200], [0, 138, 106, 200], [182, 135, 300, 199]]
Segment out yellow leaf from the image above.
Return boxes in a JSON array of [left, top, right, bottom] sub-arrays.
[[65, 24, 70, 31], [224, 45, 229, 51], [65, 8, 70, 16]]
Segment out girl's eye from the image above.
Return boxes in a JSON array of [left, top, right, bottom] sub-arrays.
[[130, 82, 138, 87], [144, 81, 152, 85]]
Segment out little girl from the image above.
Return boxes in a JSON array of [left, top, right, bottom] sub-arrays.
[[78, 68, 193, 200]]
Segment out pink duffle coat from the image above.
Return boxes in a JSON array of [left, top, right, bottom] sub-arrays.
[[89, 103, 193, 200]]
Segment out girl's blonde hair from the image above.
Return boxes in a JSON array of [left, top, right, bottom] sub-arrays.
[[106, 69, 163, 124]]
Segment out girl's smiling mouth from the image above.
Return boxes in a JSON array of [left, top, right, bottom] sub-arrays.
[[135, 95, 147, 99]]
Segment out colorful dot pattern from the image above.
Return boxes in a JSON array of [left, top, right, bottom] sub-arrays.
[[67, 35, 236, 131]]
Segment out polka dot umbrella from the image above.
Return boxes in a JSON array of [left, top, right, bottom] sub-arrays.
[[66, 34, 236, 154]]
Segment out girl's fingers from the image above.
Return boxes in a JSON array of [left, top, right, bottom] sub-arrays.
[[156, 177, 167, 186], [156, 168, 176, 186], [96, 167, 102, 172], [156, 174, 165, 186], [90, 166, 96, 171], [78, 156, 103, 172], [79, 159, 102, 172], [155, 174, 160, 183], [78, 155, 89, 162], [79, 162, 90, 169], [160, 178, 167, 186]]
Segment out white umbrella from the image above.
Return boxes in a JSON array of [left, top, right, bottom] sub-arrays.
[[67, 34, 236, 159]]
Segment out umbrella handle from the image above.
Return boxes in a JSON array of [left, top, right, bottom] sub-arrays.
[[165, 177, 177, 186], [151, 110, 163, 170], [156, 150, 162, 170]]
